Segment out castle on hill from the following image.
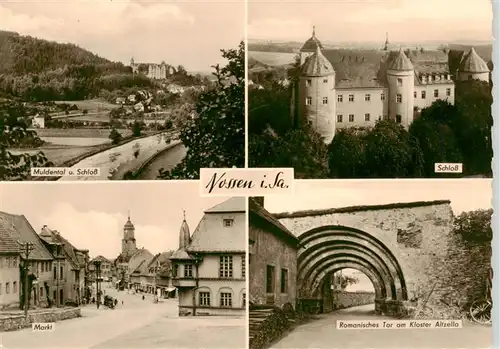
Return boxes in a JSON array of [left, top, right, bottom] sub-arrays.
[[293, 28, 491, 143], [130, 57, 176, 80]]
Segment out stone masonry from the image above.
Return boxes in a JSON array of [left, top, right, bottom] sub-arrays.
[[274, 200, 489, 317], [0, 307, 81, 332]]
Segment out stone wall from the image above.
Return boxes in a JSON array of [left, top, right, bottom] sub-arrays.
[[275, 201, 491, 318], [0, 307, 81, 332], [332, 291, 375, 310]]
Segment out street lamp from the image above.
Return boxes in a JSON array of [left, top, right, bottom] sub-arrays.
[[93, 260, 102, 309], [17, 241, 34, 319]]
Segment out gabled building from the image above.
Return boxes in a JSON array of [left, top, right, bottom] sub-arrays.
[[89, 255, 113, 282], [0, 212, 54, 309], [39, 226, 87, 306], [0, 219, 21, 309], [171, 197, 246, 316]]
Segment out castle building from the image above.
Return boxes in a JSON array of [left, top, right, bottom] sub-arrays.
[[130, 58, 175, 80], [295, 29, 491, 144], [171, 198, 246, 316]]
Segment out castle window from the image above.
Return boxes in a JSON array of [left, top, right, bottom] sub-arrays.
[[219, 256, 233, 278], [184, 264, 193, 278], [414, 91, 417, 98], [397, 78, 403, 86], [337, 95, 343, 102], [396, 115, 402, 123], [323, 97, 328, 104], [337, 115, 343, 123], [365, 94, 371, 102], [266, 265, 275, 293], [223, 219, 233, 227], [281, 269, 288, 293], [6, 283, 10, 294], [220, 292, 232, 308], [396, 94, 402, 103], [348, 94, 354, 102], [434, 89, 439, 98], [421, 91, 426, 99], [13, 281, 16, 294], [199, 292, 210, 306], [306, 79, 312, 86], [323, 78, 328, 83], [348, 114, 354, 122], [381, 93, 386, 101], [365, 113, 370, 121], [446, 88, 451, 96], [306, 97, 312, 105]]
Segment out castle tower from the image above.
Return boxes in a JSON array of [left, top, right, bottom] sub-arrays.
[[383, 32, 390, 51], [179, 210, 191, 249], [298, 45, 336, 144], [122, 212, 137, 258], [386, 48, 415, 129], [130, 57, 135, 65], [300, 26, 324, 65], [457, 47, 490, 82]]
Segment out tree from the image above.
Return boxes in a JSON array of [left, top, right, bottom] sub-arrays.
[[82, 109, 88, 115], [409, 100, 463, 177], [328, 128, 368, 178], [453, 209, 492, 243], [158, 42, 245, 179], [109, 128, 123, 145], [332, 272, 359, 290], [0, 102, 53, 180], [131, 121, 142, 137]]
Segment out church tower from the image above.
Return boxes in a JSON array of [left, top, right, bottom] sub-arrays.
[[179, 211, 191, 249], [386, 48, 415, 129], [122, 213, 137, 258], [298, 45, 336, 144], [457, 47, 490, 82]]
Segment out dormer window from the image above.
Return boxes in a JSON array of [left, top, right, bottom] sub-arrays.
[[223, 219, 233, 227]]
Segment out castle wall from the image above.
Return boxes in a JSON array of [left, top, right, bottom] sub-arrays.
[[335, 87, 388, 129], [414, 83, 455, 110]]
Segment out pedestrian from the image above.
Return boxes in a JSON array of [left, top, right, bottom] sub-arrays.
[[122, 300, 124, 305], [114, 299, 118, 307], [142, 295, 145, 300]]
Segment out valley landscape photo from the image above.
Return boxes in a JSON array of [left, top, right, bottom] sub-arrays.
[[248, 0, 493, 179], [0, 0, 245, 181]]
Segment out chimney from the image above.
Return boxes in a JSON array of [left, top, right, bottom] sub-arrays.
[[252, 197, 264, 207]]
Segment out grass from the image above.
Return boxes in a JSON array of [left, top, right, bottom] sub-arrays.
[[249, 51, 296, 67], [53, 99, 119, 111]]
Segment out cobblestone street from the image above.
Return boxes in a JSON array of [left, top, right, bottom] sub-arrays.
[[0, 285, 245, 349], [271, 305, 492, 349]]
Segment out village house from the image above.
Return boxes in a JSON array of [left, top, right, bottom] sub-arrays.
[[171, 197, 246, 316], [31, 114, 45, 129], [39, 226, 88, 306], [132, 252, 176, 298], [127, 94, 137, 104], [115, 97, 126, 105], [0, 212, 55, 309], [134, 102, 145, 112], [0, 220, 21, 309], [249, 198, 299, 309], [89, 255, 113, 282]]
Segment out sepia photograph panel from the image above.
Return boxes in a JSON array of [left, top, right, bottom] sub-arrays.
[[0, 0, 245, 182], [0, 182, 246, 349], [247, 0, 493, 179], [249, 180, 492, 349]]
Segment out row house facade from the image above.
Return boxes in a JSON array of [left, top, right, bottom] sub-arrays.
[[89, 255, 114, 282], [171, 197, 246, 316], [130, 252, 176, 298]]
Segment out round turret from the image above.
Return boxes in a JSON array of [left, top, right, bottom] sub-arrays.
[[457, 47, 490, 82], [386, 48, 415, 129], [298, 45, 336, 143]]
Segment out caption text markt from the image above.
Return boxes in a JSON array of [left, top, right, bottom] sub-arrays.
[[200, 168, 294, 196], [32, 323, 55, 331], [337, 320, 462, 330], [31, 167, 100, 177]]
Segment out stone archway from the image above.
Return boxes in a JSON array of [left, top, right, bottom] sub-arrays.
[[297, 225, 408, 316]]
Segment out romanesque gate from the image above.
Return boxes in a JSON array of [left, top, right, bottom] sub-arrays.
[[274, 200, 456, 316]]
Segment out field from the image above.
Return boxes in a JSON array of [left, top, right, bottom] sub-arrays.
[[32, 128, 132, 138], [9, 145, 100, 166], [53, 99, 119, 111], [249, 51, 297, 67]]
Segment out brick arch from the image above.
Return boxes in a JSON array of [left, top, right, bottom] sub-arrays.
[[297, 225, 408, 302]]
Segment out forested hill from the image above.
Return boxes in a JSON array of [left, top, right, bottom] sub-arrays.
[[0, 30, 115, 74]]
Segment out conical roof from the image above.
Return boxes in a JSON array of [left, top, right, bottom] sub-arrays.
[[459, 47, 489, 73], [300, 45, 335, 77], [124, 215, 134, 230], [180, 218, 190, 237], [301, 26, 324, 52], [387, 48, 414, 71]]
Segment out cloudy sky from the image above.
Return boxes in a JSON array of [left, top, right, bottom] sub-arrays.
[[248, 0, 492, 43], [265, 179, 492, 216], [0, 0, 244, 73], [0, 182, 232, 260]]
